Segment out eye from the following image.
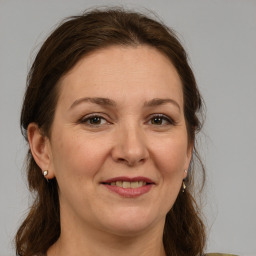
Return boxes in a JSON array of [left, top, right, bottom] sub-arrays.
[[149, 114, 174, 126], [80, 114, 108, 126]]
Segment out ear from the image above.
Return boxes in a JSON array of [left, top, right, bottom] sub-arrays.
[[183, 142, 193, 179], [27, 123, 55, 179]]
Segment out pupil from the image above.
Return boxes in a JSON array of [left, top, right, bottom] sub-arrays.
[[152, 117, 162, 125], [90, 117, 101, 124]]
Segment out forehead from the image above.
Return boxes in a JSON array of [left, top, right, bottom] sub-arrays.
[[57, 45, 183, 108]]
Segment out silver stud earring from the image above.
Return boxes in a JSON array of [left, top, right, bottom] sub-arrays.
[[184, 169, 187, 174], [43, 170, 49, 182]]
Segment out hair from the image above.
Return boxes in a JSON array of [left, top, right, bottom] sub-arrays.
[[16, 7, 206, 256]]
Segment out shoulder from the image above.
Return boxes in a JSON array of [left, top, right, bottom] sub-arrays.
[[205, 254, 239, 256]]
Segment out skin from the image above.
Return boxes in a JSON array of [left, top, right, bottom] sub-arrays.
[[28, 45, 192, 256]]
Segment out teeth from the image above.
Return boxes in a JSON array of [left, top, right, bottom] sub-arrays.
[[138, 181, 144, 187], [109, 181, 147, 188], [123, 181, 130, 188], [131, 181, 138, 188], [116, 181, 122, 187]]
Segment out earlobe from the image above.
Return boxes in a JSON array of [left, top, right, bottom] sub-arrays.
[[27, 123, 55, 179], [183, 169, 188, 180], [184, 143, 193, 179]]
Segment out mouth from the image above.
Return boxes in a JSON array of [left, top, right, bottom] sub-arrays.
[[101, 176, 154, 198], [102, 180, 148, 188]]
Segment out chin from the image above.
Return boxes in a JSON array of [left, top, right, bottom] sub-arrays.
[[100, 208, 163, 237], [106, 222, 153, 237]]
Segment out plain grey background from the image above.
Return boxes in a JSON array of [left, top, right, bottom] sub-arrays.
[[0, 0, 255, 255]]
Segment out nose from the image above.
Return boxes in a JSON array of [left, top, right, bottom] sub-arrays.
[[111, 123, 149, 166]]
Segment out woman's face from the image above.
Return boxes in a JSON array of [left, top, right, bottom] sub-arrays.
[[47, 45, 192, 236]]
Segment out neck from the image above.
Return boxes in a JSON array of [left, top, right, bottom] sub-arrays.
[[47, 216, 166, 256]]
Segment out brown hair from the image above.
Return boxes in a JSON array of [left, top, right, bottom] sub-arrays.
[[17, 8, 206, 256]]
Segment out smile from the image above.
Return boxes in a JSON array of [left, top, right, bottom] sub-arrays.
[[106, 181, 147, 188], [101, 177, 154, 198]]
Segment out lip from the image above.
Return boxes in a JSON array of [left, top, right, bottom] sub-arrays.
[[102, 176, 154, 184], [101, 176, 155, 198]]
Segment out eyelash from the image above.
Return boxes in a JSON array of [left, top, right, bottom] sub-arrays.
[[147, 114, 176, 126], [79, 113, 176, 127], [79, 114, 109, 126]]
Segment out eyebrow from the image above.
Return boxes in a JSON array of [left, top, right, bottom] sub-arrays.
[[144, 98, 181, 111], [69, 97, 180, 111], [69, 97, 116, 110]]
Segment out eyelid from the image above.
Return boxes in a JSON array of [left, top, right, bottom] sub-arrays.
[[147, 113, 176, 125], [79, 113, 111, 125], [78, 112, 176, 126]]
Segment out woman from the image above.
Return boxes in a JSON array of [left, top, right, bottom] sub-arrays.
[[16, 8, 206, 256]]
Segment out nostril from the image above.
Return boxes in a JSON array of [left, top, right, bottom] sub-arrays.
[[117, 158, 127, 164], [116, 157, 136, 166]]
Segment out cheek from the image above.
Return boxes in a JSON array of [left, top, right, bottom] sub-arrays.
[[50, 130, 108, 180], [150, 135, 189, 175], [146, 138, 188, 216]]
